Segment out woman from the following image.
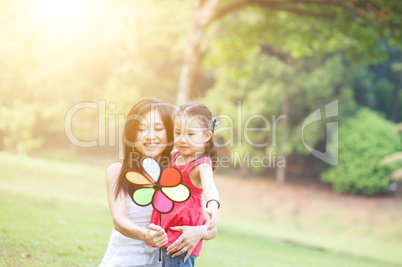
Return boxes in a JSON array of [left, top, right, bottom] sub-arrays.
[[99, 98, 217, 267]]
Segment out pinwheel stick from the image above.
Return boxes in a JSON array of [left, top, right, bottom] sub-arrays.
[[159, 212, 162, 262]]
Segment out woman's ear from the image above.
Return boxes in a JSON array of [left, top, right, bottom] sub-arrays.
[[204, 131, 212, 143]]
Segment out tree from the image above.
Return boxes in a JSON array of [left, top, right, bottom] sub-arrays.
[[203, 52, 357, 179], [352, 44, 402, 122], [320, 108, 400, 195], [380, 123, 402, 186], [175, 0, 401, 183], [176, 0, 402, 105]]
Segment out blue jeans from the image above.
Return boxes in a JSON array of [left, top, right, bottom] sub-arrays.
[[161, 248, 197, 267]]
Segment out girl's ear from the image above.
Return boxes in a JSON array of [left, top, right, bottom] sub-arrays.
[[204, 131, 212, 143]]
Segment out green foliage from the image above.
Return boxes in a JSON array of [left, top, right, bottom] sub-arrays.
[[201, 3, 401, 175], [203, 52, 356, 173], [352, 44, 402, 121], [208, 1, 402, 64], [0, 100, 44, 153], [321, 108, 400, 195]]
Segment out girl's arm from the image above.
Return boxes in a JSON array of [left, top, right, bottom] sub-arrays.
[[166, 163, 219, 261], [198, 163, 220, 222], [201, 199, 218, 240], [106, 163, 167, 248]]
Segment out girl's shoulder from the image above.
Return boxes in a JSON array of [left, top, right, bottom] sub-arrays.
[[194, 156, 212, 166], [190, 157, 213, 183], [189, 157, 213, 174]]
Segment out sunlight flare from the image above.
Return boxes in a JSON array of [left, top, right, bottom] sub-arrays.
[[32, 0, 93, 33]]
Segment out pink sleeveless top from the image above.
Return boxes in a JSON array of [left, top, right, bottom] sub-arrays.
[[150, 151, 212, 257]]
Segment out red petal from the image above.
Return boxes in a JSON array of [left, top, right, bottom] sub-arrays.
[[159, 167, 182, 187]]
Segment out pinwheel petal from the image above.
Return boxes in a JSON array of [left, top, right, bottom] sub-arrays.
[[153, 190, 173, 213], [126, 171, 153, 185], [161, 184, 190, 202], [159, 167, 182, 187], [133, 188, 154, 206], [143, 157, 161, 182]]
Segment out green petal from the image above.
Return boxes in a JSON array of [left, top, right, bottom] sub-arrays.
[[133, 188, 154, 206], [161, 184, 190, 202]]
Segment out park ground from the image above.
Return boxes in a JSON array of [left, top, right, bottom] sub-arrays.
[[1, 151, 402, 266]]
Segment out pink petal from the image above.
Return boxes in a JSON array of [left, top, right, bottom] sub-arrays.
[[153, 190, 173, 213]]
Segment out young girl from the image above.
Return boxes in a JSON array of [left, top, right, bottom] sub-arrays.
[[150, 102, 220, 266], [99, 99, 217, 267]]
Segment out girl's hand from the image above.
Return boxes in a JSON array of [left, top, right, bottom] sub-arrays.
[[166, 225, 206, 262], [205, 214, 217, 231], [206, 202, 218, 230], [145, 223, 168, 248]]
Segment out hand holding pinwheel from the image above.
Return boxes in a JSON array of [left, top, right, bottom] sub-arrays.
[[145, 223, 167, 248], [125, 157, 191, 262]]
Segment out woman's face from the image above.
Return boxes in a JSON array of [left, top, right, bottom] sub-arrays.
[[134, 110, 168, 159]]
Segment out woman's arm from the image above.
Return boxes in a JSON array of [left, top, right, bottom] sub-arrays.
[[106, 163, 167, 247], [166, 222, 217, 261], [165, 200, 218, 261]]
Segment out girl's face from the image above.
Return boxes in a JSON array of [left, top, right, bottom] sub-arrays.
[[135, 110, 168, 159], [173, 114, 211, 158]]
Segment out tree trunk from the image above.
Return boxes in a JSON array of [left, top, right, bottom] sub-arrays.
[[176, 0, 221, 105], [390, 52, 401, 122], [276, 92, 289, 184], [176, 20, 204, 105], [276, 160, 286, 184], [276, 55, 291, 184]]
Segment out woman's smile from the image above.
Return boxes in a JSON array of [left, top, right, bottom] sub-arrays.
[[144, 142, 160, 149]]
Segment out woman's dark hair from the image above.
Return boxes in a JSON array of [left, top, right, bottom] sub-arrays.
[[114, 98, 174, 199], [175, 102, 218, 170]]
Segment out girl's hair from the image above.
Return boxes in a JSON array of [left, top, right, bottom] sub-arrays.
[[175, 102, 218, 170], [114, 98, 174, 199]]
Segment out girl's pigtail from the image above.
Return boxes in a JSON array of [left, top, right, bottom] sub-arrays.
[[204, 130, 218, 171]]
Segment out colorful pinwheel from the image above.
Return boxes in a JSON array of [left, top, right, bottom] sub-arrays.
[[125, 157, 191, 214], [125, 157, 190, 262]]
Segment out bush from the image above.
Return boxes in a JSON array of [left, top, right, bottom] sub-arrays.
[[0, 100, 44, 153], [320, 108, 400, 196]]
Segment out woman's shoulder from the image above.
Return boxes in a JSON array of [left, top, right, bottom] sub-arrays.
[[107, 162, 122, 172], [106, 162, 122, 182]]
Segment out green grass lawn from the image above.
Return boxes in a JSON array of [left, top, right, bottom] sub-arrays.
[[0, 152, 401, 266]]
